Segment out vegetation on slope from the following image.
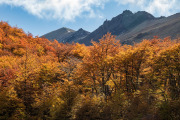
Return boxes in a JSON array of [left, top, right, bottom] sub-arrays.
[[0, 21, 180, 120]]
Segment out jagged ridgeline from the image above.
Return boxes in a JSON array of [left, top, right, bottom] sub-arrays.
[[41, 27, 90, 44], [0, 19, 180, 120], [42, 10, 180, 45]]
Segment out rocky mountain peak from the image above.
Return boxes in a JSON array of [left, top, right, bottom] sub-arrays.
[[76, 28, 90, 34], [61, 27, 75, 33], [77, 28, 85, 32], [122, 10, 133, 15], [135, 11, 155, 19]]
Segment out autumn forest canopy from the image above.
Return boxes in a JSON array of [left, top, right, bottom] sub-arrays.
[[0, 21, 180, 120]]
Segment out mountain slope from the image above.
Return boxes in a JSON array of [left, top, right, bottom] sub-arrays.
[[42, 27, 75, 43], [42, 10, 180, 46], [41, 27, 90, 43], [79, 10, 155, 45], [117, 13, 180, 45], [64, 28, 90, 43]]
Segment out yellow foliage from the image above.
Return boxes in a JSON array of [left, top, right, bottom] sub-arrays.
[[13, 48, 26, 56], [7, 86, 18, 99], [8, 35, 16, 42], [36, 44, 45, 55], [0, 43, 3, 49]]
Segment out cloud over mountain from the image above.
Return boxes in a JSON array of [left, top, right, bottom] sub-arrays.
[[0, 0, 179, 21], [0, 0, 108, 21], [115, 0, 180, 17]]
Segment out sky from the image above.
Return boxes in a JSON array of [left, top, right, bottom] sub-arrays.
[[0, 0, 179, 36]]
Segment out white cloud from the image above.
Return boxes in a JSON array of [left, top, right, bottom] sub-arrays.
[[115, 0, 135, 5], [0, 0, 179, 21], [146, 0, 178, 16], [115, 0, 180, 16], [0, 0, 108, 21]]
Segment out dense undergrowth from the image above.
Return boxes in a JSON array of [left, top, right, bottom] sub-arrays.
[[0, 21, 180, 120]]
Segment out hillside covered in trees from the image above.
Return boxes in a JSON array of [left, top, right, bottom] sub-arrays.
[[0, 21, 180, 120]]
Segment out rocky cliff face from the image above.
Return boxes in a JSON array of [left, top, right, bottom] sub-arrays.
[[117, 13, 180, 45], [79, 10, 155, 45]]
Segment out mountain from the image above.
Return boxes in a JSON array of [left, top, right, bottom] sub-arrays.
[[42, 27, 75, 43], [42, 10, 180, 45], [116, 13, 180, 45], [79, 10, 155, 45], [63, 28, 90, 43], [41, 27, 90, 43]]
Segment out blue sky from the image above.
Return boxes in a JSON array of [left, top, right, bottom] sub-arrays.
[[0, 0, 179, 36]]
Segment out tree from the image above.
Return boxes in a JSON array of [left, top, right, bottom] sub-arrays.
[[152, 43, 180, 99], [80, 33, 120, 95]]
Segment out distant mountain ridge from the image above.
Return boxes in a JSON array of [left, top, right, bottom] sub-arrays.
[[42, 10, 180, 45], [79, 10, 155, 45], [65, 28, 90, 43], [41, 27, 90, 43], [116, 13, 180, 44]]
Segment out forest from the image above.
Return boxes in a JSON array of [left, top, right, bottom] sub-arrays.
[[0, 21, 180, 120]]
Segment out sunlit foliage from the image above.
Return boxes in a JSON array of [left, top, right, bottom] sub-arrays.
[[0, 21, 180, 120]]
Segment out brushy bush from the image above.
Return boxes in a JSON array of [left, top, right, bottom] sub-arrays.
[[0, 88, 26, 120], [157, 99, 180, 120], [74, 96, 112, 120]]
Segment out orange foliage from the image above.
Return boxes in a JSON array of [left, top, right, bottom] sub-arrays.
[[0, 21, 180, 120]]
